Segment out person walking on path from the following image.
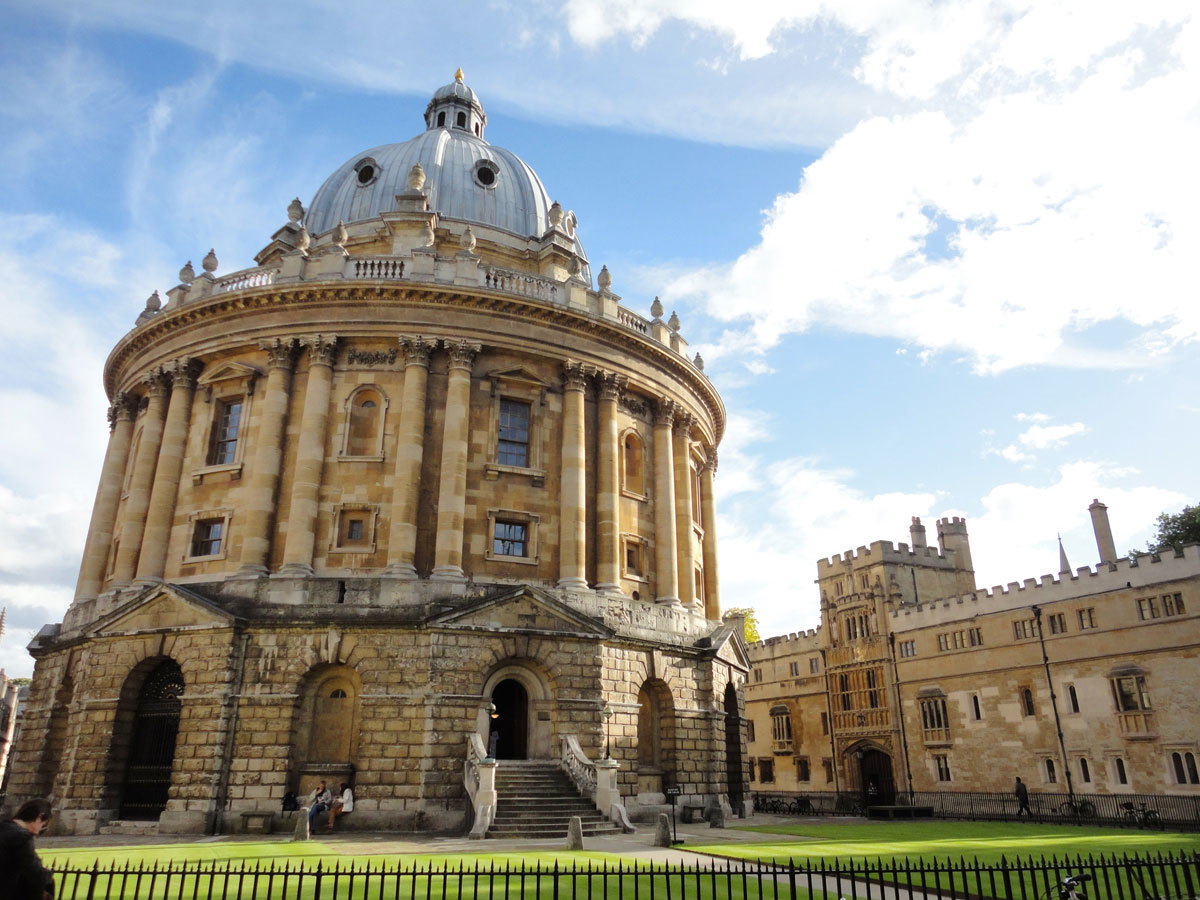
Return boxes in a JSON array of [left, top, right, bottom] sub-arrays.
[[0, 798, 56, 900], [1015, 776, 1032, 818]]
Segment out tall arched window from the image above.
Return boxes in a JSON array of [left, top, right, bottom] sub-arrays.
[[1022, 688, 1036, 717], [623, 432, 644, 495]]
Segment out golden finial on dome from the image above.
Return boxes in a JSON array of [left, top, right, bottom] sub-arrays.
[[454, 67, 464, 83]]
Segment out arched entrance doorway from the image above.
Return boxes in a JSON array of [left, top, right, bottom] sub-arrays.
[[118, 659, 184, 819], [857, 747, 896, 805], [490, 678, 529, 759], [724, 683, 745, 810]]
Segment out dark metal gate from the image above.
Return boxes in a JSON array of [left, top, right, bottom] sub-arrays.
[[859, 747, 896, 805], [119, 659, 184, 819], [724, 683, 745, 807]]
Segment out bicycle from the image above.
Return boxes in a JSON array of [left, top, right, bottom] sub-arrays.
[[1047, 873, 1093, 900], [1121, 801, 1162, 829], [1059, 798, 1097, 819]]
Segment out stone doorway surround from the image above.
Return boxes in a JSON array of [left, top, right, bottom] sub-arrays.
[[479, 661, 554, 759]]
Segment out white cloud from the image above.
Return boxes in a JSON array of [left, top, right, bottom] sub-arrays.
[[1017, 421, 1087, 450]]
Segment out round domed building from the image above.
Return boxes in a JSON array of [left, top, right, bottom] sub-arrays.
[[7, 72, 750, 836]]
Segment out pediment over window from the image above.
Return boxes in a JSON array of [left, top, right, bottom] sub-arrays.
[[88, 583, 238, 636], [424, 585, 612, 638], [486, 366, 552, 392], [198, 361, 262, 393]]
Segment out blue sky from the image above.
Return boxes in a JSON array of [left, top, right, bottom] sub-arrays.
[[1, 1, 1197, 674]]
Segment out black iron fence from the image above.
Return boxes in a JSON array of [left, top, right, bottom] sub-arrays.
[[751, 790, 1200, 830], [48, 852, 1200, 900]]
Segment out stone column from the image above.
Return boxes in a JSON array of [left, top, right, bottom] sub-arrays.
[[558, 361, 589, 590], [431, 339, 480, 583], [136, 358, 202, 584], [701, 451, 721, 620], [594, 371, 624, 592], [385, 335, 438, 578], [673, 414, 699, 610], [237, 338, 298, 576], [74, 395, 136, 598], [279, 334, 338, 576], [652, 399, 679, 605], [112, 370, 171, 586]]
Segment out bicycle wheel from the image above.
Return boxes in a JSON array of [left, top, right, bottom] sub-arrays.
[[1145, 810, 1162, 829], [1078, 800, 1096, 818], [1059, 801, 1076, 817]]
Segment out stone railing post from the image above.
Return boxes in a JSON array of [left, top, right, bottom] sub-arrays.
[[594, 758, 620, 816]]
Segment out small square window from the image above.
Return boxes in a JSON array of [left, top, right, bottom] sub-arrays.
[[493, 520, 528, 557], [1078, 607, 1097, 630], [332, 505, 377, 552], [934, 754, 951, 782], [758, 758, 774, 783], [346, 518, 365, 542], [810, 657, 820, 673], [191, 519, 223, 557], [789, 662, 799, 677], [822, 758, 833, 783], [1048, 613, 1067, 634], [796, 757, 811, 782]]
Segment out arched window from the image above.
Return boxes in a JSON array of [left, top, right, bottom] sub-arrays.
[[1021, 688, 1035, 717], [343, 387, 386, 457], [623, 432, 644, 495], [456, 111, 466, 128], [1174, 752, 1200, 784], [437, 111, 445, 127]]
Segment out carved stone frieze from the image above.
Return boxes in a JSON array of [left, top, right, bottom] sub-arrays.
[[397, 335, 438, 368], [619, 392, 649, 418], [443, 338, 481, 371], [345, 348, 398, 366]]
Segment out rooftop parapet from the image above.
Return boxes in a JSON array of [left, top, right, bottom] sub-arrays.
[[889, 543, 1200, 628], [817, 538, 961, 575], [749, 627, 821, 652]]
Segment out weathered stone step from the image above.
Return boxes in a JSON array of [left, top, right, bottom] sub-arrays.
[[99, 820, 160, 836]]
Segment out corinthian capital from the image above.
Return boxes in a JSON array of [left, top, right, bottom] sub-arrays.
[[398, 335, 438, 368], [260, 337, 299, 369], [168, 357, 202, 390], [596, 370, 627, 403], [302, 333, 339, 368], [107, 392, 136, 429], [444, 338, 482, 371], [561, 360, 590, 393], [673, 411, 694, 438], [702, 449, 718, 475], [144, 367, 172, 398], [654, 397, 678, 427]]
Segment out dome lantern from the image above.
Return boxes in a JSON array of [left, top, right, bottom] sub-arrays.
[[424, 68, 487, 138]]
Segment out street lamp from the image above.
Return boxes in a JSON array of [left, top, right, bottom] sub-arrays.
[[602, 705, 613, 759], [488, 702, 499, 719]]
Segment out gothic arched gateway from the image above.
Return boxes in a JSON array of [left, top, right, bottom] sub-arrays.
[[115, 659, 184, 819]]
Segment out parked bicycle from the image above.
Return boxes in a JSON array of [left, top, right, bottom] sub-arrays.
[[1059, 798, 1098, 819], [1041, 872, 1093, 900], [1121, 801, 1162, 829]]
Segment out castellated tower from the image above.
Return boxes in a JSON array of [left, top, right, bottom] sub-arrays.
[[6, 73, 749, 836]]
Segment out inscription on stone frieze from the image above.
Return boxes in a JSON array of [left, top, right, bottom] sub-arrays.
[[346, 348, 399, 366]]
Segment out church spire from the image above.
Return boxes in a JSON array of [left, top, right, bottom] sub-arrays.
[[1058, 534, 1071, 576]]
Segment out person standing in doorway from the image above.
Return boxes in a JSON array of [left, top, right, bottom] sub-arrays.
[[0, 798, 56, 900], [1015, 776, 1032, 818]]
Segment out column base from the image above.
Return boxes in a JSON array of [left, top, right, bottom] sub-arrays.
[[557, 576, 590, 591], [684, 599, 705, 614], [594, 582, 624, 596], [131, 575, 164, 588], [277, 562, 314, 578], [430, 566, 467, 584], [655, 596, 683, 608], [383, 562, 419, 580]]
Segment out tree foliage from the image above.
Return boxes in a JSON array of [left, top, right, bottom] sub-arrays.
[[723, 607, 761, 643], [1145, 504, 1200, 554]]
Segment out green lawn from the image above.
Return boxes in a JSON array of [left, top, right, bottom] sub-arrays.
[[689, 821, 1200, 865]]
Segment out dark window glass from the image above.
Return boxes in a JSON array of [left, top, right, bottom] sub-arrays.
[[497, 399, 531, 467], [209, 399, 243, 465], [191, 519, 223, 557], [493, 520, 528, 557]]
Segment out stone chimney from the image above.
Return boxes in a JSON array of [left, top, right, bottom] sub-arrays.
[[909, 517, 927, 549], [1089, 498, 1117, 565]]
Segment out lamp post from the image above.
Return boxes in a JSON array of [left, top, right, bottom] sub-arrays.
[[602, 704, 613, 759]]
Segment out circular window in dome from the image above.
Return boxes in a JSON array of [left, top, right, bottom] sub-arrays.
[[473, 159, 499, 190], [354, 157, 379, 187]]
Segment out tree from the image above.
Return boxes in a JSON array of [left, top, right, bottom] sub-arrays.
[[1143, 504, 1200, 555], [723, 607, 761, 643]]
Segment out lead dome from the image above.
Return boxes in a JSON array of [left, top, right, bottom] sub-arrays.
[[305, 71, 588, 274]]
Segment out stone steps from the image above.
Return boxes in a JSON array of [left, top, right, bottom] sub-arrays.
[[487, 760, 620, 839]]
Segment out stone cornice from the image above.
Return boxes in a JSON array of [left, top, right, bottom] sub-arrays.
[[103, 280, 725, 443]]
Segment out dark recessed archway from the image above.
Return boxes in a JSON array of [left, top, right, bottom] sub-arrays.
[[117, 658, 184, 819], [490, 678, 529, 760]]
